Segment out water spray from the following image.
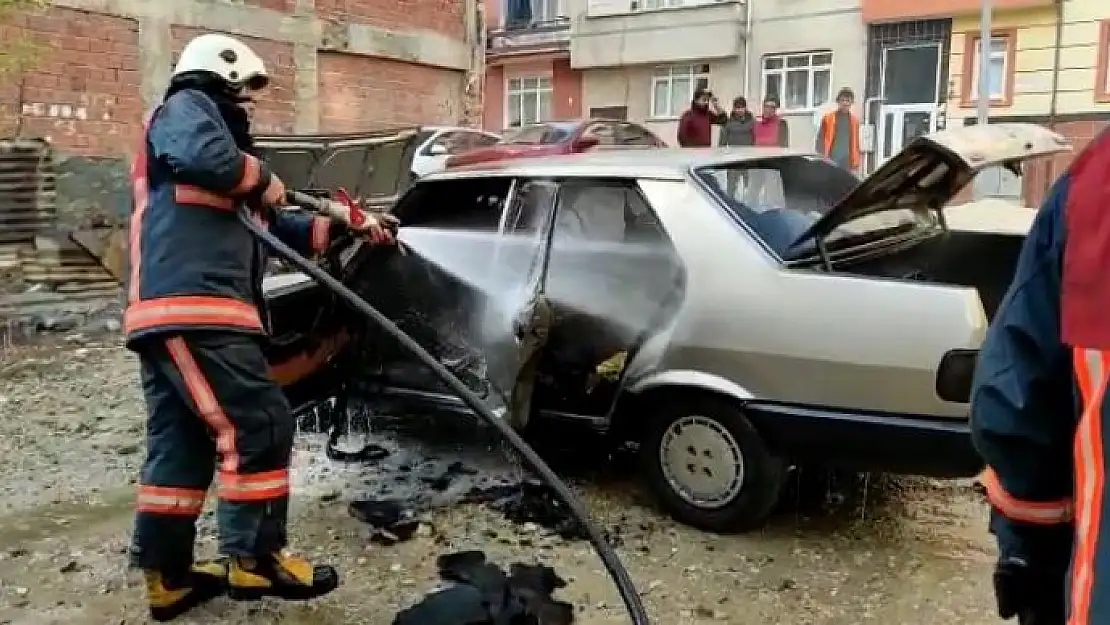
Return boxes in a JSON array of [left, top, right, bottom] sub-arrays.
[[242, 192, 650, 625]]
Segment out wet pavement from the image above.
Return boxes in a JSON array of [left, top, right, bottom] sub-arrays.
[[0, 339, 999, 624]]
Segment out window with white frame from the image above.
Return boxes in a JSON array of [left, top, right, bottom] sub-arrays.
[[635, 0, 722, 9], [762, 51, 833, 111], [650, 64, 711, 119], [969, 36, 1009, 100], [533, 0, 563, 22], [506, 76, 553, 127]]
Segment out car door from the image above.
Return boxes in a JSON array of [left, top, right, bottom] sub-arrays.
[[483, 178, 559, 429]]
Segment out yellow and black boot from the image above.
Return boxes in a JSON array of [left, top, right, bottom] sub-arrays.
[[227, 551, 339, 601], [144, 560, 228, 622]]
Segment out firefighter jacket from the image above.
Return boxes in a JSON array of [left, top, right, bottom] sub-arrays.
[[971, 128, 1110, 623], [124, 88, 337, 346]]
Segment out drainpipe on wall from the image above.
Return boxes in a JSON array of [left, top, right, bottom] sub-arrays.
[[1044, 0, 1065, 197], [741, 0, 753, 96], [463, 0, 486, 128]]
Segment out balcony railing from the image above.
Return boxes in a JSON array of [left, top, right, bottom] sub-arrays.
[[487, 17, 571, 57]]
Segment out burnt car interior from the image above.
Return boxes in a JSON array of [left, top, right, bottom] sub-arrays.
[[265, 173, 685, 430]]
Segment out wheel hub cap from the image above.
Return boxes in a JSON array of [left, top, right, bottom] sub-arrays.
[[659, 415, 744, 508]]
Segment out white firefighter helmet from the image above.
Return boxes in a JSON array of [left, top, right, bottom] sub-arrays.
[[172, 33, 269, 90]]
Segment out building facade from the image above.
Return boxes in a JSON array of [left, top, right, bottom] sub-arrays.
[[482, 0, 584, 131], [567, 0, 749, 145], [747, 0, 867, 155], [0, 0, 480, 225], [944, 0, 1110, 204]]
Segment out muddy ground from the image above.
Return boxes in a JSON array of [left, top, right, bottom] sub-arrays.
[[0, 339, 999, 624]]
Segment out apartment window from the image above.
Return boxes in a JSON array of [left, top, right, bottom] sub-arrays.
[[651, 64, 711, 119], [507, 76, 553, 127], [533, 0, 562, 21], [762, 51, 832, 111], [960, 29, 1016, 106]]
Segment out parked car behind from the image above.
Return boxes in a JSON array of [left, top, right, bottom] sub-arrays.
[[250, 125, 500, 210], [70, 123, 1068, 534], [445, 119, 666, 169]]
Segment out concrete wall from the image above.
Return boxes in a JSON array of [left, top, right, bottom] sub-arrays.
[[947, 2, 1110, 121], [748, 0, 867, 151], [570, 1, 746, 68], [0, 0, 480, 225], [580, 59, 746, 145]]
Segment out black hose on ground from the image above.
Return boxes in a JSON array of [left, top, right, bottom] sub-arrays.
[[240, 210, 650, 625]]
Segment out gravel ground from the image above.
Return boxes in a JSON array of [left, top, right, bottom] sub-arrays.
[[0, 339, 1000, 624]]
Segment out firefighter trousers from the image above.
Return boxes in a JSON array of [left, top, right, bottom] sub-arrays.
[[129, 331, 295, 572]]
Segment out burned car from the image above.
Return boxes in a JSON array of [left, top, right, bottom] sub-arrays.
[[75, 124, 1068, 533]]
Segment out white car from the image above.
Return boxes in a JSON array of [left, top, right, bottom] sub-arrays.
[[410, 126, 502, 178]]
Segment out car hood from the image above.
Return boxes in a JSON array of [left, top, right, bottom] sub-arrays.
[[253, 127, 423, 210], [790, 123, 1070, 249]]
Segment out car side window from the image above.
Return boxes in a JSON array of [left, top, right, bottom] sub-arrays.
[[552, 179, 666, 244], [504, 178, 557, 236], [393, 176, 513, 231], [617, 123, 658, 147], [580, 122, 618, 146], [424, 131, 472, 156], [470, 132, 501, 148]]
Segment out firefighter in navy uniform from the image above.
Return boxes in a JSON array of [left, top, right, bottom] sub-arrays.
[[970, 129, 1110, 625], [125, 33, 396, 621]]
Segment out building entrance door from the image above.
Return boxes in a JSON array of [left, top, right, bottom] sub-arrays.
[[876, 43, 941, 164]]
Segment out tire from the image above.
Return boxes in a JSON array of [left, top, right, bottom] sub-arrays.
[[640, 393, 786, 533]]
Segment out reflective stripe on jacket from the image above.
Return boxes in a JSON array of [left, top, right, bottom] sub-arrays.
[[818, 110, 860, 169], [125, 88, 335, 346]]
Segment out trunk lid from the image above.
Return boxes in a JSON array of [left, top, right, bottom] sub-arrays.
[[252, 126, 424, 211], [790, 123, 1070, 250]]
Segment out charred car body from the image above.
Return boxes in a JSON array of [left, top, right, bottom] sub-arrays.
[[75, 124, 1067, 533]]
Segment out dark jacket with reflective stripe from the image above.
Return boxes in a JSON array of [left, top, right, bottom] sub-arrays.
[[125, 88, 333, 347], [970, 129, 1110, 623]]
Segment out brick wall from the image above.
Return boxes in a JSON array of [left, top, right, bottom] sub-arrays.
[[315, 0, 465, 39], [0, 8, 142, 157], [170, 26, 297, 134], [318, 53, 463, 131]]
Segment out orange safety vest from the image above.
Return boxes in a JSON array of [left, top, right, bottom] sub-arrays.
[[819, 110, 860, 170]]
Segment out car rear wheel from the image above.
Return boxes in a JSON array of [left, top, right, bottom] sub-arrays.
[[640, 394, 785, 532]]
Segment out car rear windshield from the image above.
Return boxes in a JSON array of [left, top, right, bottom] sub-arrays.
[[694, 156, 927, 257], [501, 123, 577, 145]]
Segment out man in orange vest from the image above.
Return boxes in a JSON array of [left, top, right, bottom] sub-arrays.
[[817, 87, 860, 173]]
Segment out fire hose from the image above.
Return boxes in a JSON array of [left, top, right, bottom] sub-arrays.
[[241, 191, 650, 624]]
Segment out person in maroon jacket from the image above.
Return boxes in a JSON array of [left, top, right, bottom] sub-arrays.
[[676, 88, 727, 147]]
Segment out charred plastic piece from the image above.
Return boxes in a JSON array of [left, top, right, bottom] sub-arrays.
[[392, 550, 574, 625]]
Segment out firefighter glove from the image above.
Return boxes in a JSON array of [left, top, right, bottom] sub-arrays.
[[318, 199, 399, 246]]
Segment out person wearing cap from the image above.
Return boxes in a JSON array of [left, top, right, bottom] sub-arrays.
[[676, 88, 727, 147]]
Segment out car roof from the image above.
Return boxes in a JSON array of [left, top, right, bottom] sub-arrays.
[[426, 146, 817, 181]]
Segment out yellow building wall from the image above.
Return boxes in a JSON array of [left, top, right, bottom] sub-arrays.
[[947, 1, 1110, 119]]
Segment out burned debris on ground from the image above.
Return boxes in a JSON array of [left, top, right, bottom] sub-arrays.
[[392, 550, 574, 625]]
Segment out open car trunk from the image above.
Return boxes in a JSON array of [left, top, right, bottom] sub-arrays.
[[786, 124, 1069, 320]]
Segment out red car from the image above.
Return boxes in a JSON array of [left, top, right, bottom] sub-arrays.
[[445, 119, 666, 169]]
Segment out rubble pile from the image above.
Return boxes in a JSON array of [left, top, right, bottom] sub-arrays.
[[0, 138, 121, 333]]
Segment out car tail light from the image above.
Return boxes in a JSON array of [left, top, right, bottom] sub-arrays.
[[936, 349, 978, 403]]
